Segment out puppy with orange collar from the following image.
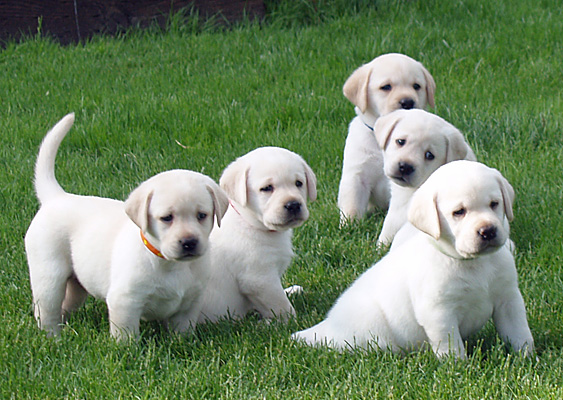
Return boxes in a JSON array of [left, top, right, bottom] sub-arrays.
[[25, 114, 228, 340]]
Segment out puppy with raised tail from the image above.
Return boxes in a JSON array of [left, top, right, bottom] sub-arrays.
[[338, 53, 436, 224], [25, 114, 228, 340], [375, 109, 476, 246], [198, 147, 317, 323], [293, 161, 534, 359]]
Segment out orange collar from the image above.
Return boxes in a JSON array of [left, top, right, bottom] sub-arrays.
[[140, 231, 166, 259]]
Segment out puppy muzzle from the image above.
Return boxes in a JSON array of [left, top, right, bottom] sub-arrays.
[[390, 162, 415, 186], [399, 98, 415, 110], [176, 236, 201, 259]]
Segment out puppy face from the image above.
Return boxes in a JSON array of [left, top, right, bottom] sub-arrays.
[[374, 109, 474, 188], [409, 161, 514, 259], [220, 147, 317, 231], [125, 170, 228, 261], [343, 53, 436, 119]]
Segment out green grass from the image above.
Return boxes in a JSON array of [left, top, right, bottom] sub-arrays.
[[1, 0, 563, 398]]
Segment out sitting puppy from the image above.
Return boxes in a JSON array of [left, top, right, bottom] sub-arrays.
[[375, 109, 476, 246], [25, 113, 228, 340], [338, 53, 436, 224], [293, 161, 534, 359], [198, 147, 317, 323]]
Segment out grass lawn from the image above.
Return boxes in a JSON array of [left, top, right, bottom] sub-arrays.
[[1, 0, 563, 398]]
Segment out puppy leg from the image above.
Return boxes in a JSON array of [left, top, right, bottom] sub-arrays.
[[338, 120, 388, 225], [107, 296, 142, 341], [284, 285, 303, 296], [337, 172, 372, 225], [424, 320, 466, 359], [168, 298, 204, 335], [493, 292, 535, 356], [242, 277, 296, 321], [27, 249, 73, 336], [61, 276, 88, 322]]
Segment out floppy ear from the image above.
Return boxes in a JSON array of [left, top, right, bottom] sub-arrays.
[[125, 184, 154, 233], [206, 182, 229, 228], [342, 63, 372, 113], [408, 185, 441, 240], [421, 65, 436, 108], [445, 130, 474, 162], [219, 159, 249, 206], [373, 112, 402, 150], [497, 174, 515, 222], [303, 161, 317, 202]]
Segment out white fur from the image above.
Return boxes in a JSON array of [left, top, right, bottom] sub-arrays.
[[25, 113, 228, 340], [198, 147, 316, 323], [338, 53, 436, 224], [293, 161, 534, 359], [375, 109, 476, 246]]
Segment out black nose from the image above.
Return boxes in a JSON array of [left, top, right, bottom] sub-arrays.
[[180, 237, 199, 253], [399, 98, 415, 110], [284, 201, 302, 215], [478, 226, 497, 241], [398, 162, 414, 176]]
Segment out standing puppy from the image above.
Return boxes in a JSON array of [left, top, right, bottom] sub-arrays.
[[198, 147, 317, 323], [338, 53, 436, 224], [294, 161, 534, 359], [25, 114, 228, 340], [374, 109, 476, 246]]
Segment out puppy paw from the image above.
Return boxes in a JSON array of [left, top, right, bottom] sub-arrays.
[[284, 285, 304, 296]]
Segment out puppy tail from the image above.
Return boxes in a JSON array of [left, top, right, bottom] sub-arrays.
[[34, 113, 75, 204]]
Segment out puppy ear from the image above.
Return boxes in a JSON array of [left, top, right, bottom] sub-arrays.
[[125, 185, 154, 233], [219, 160, 249, 206], [421, 65, 436, 108], [446, 130, 473, 162], [373, 112, 401, 150], [497, 174, 515, 222], [206, 182, 229, 228], [303, 161, 317, 202], [343, 63, 372, 113], [408, 186, 441, 240]]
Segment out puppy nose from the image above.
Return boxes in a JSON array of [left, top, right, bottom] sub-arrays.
[[398, 162, 414, 176], [284, 201, 302, 214], [478, 226, 497, 241], [399, 98, 415, 110], [180, 237, 199, 253]]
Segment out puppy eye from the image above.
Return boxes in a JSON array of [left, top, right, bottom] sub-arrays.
[[260, 185, 274, 193], [295, 180, 303, 188], [197, 212, 207, 221], [160, 214, 174, 223], [380, 84, 392, 91], [413, 83, 421, 90], [425, 151, 435, 160], [453, 208, 466, 218], [396, 139, 406, 146], [490, 201, 499, 210]]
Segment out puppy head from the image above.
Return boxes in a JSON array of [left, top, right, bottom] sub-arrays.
[[220, 147, 317, 232], [125, 170, 228, 261], [374, 109, 473, 188], [408, 161, 514, 259], [343, 53, 435, 120]]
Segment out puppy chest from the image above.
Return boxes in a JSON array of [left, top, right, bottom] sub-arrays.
[[141, 278, 202, 320], [456, 299, 494, 338]]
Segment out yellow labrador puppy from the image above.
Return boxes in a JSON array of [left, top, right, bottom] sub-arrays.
[[294, 161, 534, 359], [375, 109, 476, 246], [338, 53, 436, 224], [25, 114, 228, 340], [198, 147, 317, 323]]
